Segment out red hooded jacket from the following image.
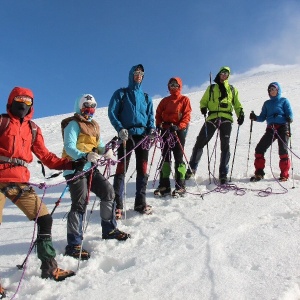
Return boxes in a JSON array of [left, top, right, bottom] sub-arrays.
[[0, 87, 72, 182], [155, 77, 192, 130]]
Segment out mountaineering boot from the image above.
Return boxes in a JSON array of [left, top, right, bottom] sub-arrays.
[[250, 174, 264, 182], [185, 168, 195, 180], [0, 283, 6, 299], [102, 229, 131, 241], [134, 204, 153, 215], [279, 176, 288, 182], [115, 208, 123, 220], [65, 245, 90, 260], [41, 258, 75, 281], [154, 186, 171, 197], [172, 187, 186, 198], [219, 175, 228, 185]]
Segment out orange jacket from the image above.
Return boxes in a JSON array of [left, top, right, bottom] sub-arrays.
[[0, 87, 72, 182], [155, 77, 191, 130]]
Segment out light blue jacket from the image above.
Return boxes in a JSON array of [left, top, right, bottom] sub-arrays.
[[63, 96, 105, 176], [108, 64, 155, 136], [256, 82, 293, 125]]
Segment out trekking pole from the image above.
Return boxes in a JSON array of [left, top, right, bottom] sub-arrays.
[[246, 112, 254, 177], [288, 122, 295, 188], [84, 195, 98, 233], [204, 115, 211, 184], [123, 141, 127, 220], [173, 131, 203, 199], [77, 169, 93, 270], [17, 185, 69, 270], [229, 124, 241, 182], [126, 169, 136, 184]]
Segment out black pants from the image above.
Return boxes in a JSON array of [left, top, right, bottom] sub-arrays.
[[255, 124, 289, 155], [189, 118, 232, 177], [65, 169, 116, 246], [113, 135, 149, 210]]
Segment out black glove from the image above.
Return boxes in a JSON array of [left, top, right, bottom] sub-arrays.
[[249, 111, 257, 121], [169, 124, 178, 132], [237, 113, 244, 125], [286, 116, 293, 123], [201, 107, 207, 116], [72, 157, 87, 172]]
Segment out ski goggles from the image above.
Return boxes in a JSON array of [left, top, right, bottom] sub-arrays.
[[14, 96, 33, 106], [133, 70, 144, 76], [169, 82, 180, 88], [82, 102, 97, 108]]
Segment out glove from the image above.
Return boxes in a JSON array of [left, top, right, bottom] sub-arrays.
[[119, 129, 128, 141], [237, 113, 244, 125], [148, 128, 156, 139], [201, 107, 207, 116], [86, 152, 101, 163], [72, 157, 87, 172], [249, 111, 257, 121], [286, 116, 293, 123], [103, 148, 114, 160], [169, 124, 178, 132]]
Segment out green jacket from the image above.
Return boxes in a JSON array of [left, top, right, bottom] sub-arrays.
[[200, 67, 243, 122]]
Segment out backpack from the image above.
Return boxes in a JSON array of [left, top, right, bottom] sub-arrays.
[[118, 88, 149, 116], [0, 113, 38, 145], [209, 84, 235, 105]]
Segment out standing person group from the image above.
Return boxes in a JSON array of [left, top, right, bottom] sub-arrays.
[[0, 64, 294, 295], [154, 77, 192, 197]]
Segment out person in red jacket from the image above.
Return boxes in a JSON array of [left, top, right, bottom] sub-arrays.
[[0, 87, 84, 281], [154, 77, 192, 197]]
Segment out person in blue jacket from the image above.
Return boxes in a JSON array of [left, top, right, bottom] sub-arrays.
[[62, 94, 130, 260], [108, 64, 155, 216], [249, 82, 293, 182]]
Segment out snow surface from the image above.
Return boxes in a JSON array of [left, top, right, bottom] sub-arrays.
[[2, 64, 300, 300]]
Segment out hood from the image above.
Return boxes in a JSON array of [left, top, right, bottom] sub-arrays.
[[168, 77, 182, 97], [214, 66, 231, 83], [7, 86, 34, 120], [128, 64, 144, 90], [268, 82, 282, 100]]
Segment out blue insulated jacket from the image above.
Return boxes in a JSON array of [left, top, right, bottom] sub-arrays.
[[108, 64, 155, 136], [256, 82, 293, 125]]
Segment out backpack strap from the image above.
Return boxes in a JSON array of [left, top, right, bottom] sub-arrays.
[[29, 120, 38, 145], [0, 114, 10, 136]]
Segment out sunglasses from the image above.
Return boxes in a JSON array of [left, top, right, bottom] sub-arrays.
[[14, 96, 33, 106], [268, 86, 278, 92], [169, 82, 180, 88], [220, 71, 229, 76], [82, 102, 96, 108], [133, 70, 144, 76]]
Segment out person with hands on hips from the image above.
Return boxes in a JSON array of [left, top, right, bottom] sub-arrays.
[[108, 64, 155, 215], [62, 93, 130, 261], [154, 77, 192, 197], [249, 82, 293, 182]]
